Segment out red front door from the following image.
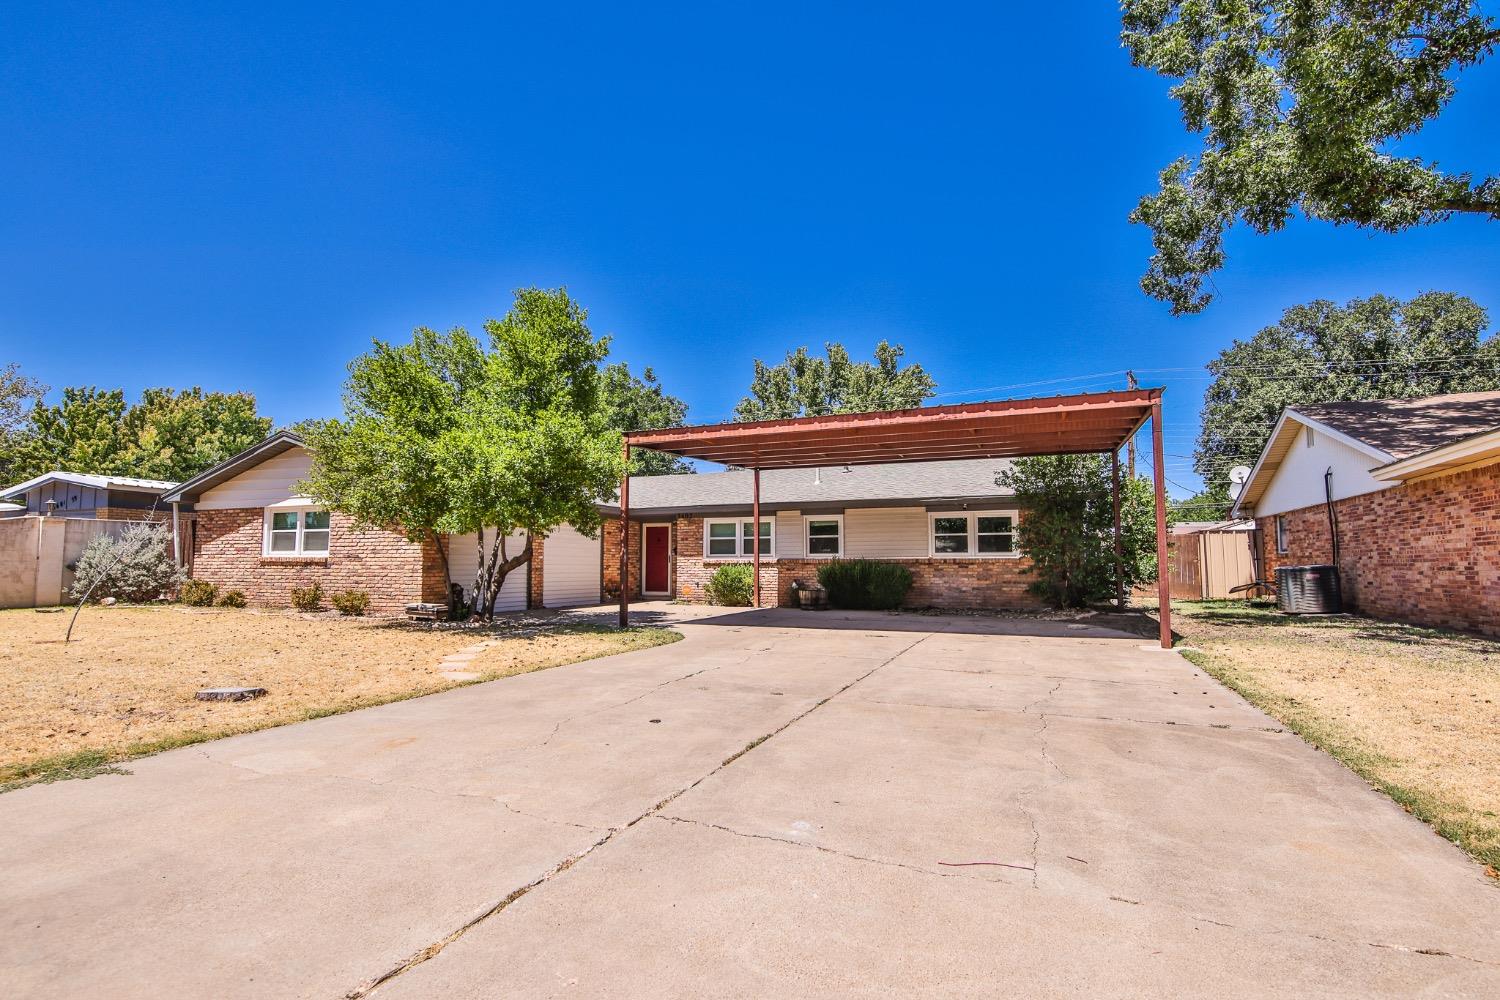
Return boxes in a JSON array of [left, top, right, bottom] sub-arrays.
[[644, 525, 670, 594]]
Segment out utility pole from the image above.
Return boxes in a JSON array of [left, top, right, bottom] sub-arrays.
[[1126, 370, 1137, 479]]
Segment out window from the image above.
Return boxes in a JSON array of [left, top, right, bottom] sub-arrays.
[[929, 511, 1020, 558], [1275, 514, 1289, 555], [975, 515, 1015, 554], [264, 507, 331, 557], [804, 515, 843, 557], [703, 518, 774, 558]]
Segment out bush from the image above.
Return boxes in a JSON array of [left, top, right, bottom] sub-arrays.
[[704, 563, 754, 606], [179, 579, 218, 607], [70, 522, 185, 604], [331, 589, 370, 616], [217, 589, 247, 608], [289, 582, 324, 612], [816, 559, 913, 611]]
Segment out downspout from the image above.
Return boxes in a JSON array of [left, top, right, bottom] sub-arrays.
[[171, 502, 182, 567], [1323, 467, 1340, 569]]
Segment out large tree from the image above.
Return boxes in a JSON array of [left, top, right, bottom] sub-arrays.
[[600, 362, 693, 475], [1000, 455, 1159, 608], [2, 386, 271, 484], [0, 364, 49, 484], [1123, 1, 1500, 314], [1196, 292, 1500, 488], [733, 341, 936, 421], [301, 288, 625, 619]]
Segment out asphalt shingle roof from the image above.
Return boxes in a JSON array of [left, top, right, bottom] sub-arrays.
[[622, 458, 1016, 513], [1295, 391, 1500, 461]]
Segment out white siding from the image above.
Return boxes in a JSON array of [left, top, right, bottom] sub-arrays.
[[1257, 425, 1390, 517], [198, 448, 314, 510], [543, 524, 602, 607], [774, 510, 803, 558], [447, 529, 528, 612], [844, 506, 928, 559]]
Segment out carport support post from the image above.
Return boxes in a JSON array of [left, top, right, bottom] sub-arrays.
[[751, 466, 761, 607], [619, 442, 630, 629], [1151, 399, 1172, 648], [1111, 450, 1123, 611]]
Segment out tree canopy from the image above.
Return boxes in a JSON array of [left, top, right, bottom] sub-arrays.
[[1000, 455, 1159, 608], [600, 362, 693, 475], [733, 341, 936, 421], [301, 287, 625, 618], [1195, 292, 1500, 493], [1, 385, 271, 485], [1123, 1, 1500, 314]]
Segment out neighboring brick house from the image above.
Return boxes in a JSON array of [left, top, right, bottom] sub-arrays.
[[166, 431, 1041, 615], [1, 471, 177, 521], [1233, 391, 1500, 637]]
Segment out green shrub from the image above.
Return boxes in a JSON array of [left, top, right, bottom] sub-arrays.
[[217, 589, 247, 608], [179, 578, 218, 607], [816, 559, 914, 611], [331, 589, 370, 616], [704, 563, 754, 606], [70, 522, 186, 604], [290, 582, 324, 612]]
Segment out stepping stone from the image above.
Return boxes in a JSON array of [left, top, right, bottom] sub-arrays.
[[440, 671, 480, 681]]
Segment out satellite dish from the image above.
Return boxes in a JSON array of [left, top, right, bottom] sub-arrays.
[[1228, 465, 1251, 500]]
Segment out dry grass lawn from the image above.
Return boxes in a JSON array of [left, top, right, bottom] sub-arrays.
[[0, 604, 679, 790], [1174, 601, 1500, 873]]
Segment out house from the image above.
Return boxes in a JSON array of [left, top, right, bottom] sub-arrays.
[[1232, 390, 1500, 637], [163, 430, 1039, 615], [1, 471, 178, 520]]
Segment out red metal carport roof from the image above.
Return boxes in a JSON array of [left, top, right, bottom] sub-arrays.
[[623, 388, 1161, 469]]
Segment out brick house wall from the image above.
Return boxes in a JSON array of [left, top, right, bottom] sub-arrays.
[[601, 517, 645, 599], [663, 514, 1042, 610], [193, 508, 448, 615], [93, 507, 171, 523], [1254, 463, 1500, 637]]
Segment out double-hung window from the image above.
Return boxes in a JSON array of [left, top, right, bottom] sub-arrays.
[[703, 518, 774, 558], [929, 511, 1019, 557], [265, 507, 331, 557], [1275, 515, 1289, 555], [804, 515, 843, 557]]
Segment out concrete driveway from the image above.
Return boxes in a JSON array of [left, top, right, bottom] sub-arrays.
[[2, 605, 1496, 998]]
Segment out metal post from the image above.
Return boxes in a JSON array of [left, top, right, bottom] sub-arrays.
[[1111, 451, 1123, 611], [1151, 399, 1172, 648], [751, 467, 761, 607], [619, 442, 630, 629], [171, 501, 182, 567]]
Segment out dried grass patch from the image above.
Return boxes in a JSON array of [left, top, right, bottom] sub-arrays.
[[0, 605, 679, 789], [1175, 601, 1500, 871]]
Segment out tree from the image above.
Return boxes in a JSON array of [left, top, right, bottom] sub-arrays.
[[119, 388, 272, 481], [1123, 1, 1500, 314], [1195, 292, 1500, 485], [1000, 455, 1159, 608], [733, 341, 936, 421], [0, 364, 47, 484], [600, 362, 693, 475], [3, 386, 272, 484], [301, 287, 626, 619]]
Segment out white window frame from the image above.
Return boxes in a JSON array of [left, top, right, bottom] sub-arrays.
[[702, 517, 775, 559], [927, 510, 1020, 559], [263, 505, 331, 557], [1275, 514, 1289, 555], [802, 514, 844, 558]]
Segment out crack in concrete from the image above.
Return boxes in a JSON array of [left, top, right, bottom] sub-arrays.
[[843, 697, 1284, 734], [652, 814, 1027, 885], [1015, 680, 1064, 888], [353, 629, 936, 997]]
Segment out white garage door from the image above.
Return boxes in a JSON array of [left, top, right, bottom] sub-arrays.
[[543, 524, 602, 608], [447, 529, 529, 613]]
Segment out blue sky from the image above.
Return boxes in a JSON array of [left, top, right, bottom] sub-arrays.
[[3, 3, 1497, 496]]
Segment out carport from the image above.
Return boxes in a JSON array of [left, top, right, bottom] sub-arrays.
[[620, 388, 1174, 647]]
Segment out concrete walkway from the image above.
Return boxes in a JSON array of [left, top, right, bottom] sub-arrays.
[[1, 605, 1496, 998]]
